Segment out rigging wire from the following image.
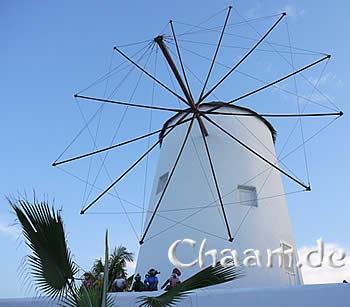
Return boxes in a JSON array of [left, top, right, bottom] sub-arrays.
[[280, 116, 339, 162], [83, 43, 154, 204], [83, 190, 305, 215], [53, 106, 103, 164], [167, 43, 222, 101], [53, 43, 153, 165], [233, 7, 340, 112], [198, 13, 287, 103], [75, 42, 152, 95], [141, 48, 159, 234], [198, 6, 232, 101], [114, 39, 154, 48], [81, 43, 156, 240], [173, 7, 228, 37], [81, 48, 115, 209], [140, 114, 197, 244], [172, 20, 326, 56], [169, 20, 194, 102], [144, 165, 304, 243], [142, 157, 284, 241], [169, 42, 336, 111], [174, 14, 282, 36], [176, 38, 320, 56], [108, 43, 154, 98], [232, 115, 302, 181], [231, 108, 335, 239], [75, 99, 140, 241], [286, 18, 310, 186]]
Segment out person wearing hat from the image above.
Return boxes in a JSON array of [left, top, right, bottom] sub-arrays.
[[94, 272, 104, 289], [144, 268, 159, 291], [82, 272, 94, 289], [161, 268, 181, 291], [112, 272, 127, 292], [130, 273, 145, 292]]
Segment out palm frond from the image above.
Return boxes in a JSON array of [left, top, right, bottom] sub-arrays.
[[10, 198, 79, 304], [138, 262, 244, 307], [101, 230, 109, 307], [92, 259, 104, 278], [109, 246, 135, 277]]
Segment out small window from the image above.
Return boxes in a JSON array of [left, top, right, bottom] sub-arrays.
[[156, 172, 169, 194], [280, 242, 295, 274], [238, 185, 257, 207]]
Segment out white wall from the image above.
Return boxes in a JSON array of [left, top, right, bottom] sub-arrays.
[[2, 284, 349, 306]]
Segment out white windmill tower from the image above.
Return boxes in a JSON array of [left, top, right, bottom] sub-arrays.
[[135, 100, 304, 288], [53, 6, 342, 291], [132, 12, 313, 287]]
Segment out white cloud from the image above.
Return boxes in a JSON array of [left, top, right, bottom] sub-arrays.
[[245, 4, 262, 18], [298, 243, 350, 284], [0, 220, 20, 239], [281, 4, 306, 17], [309, 72, 343, 88], [126, 261, 136, 275]]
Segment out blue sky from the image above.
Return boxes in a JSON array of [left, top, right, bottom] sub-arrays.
[[1, 0, 349, 298]]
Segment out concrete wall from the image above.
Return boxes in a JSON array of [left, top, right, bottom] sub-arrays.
[[2, 284, 348, 306]]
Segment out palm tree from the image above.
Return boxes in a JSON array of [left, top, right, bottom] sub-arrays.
[[91, 246, 134, 291], [10, 196, 243, 306], [9, 197, 113, 307]]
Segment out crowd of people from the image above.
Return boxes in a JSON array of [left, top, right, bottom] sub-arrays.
[[129, 267, 182, 292], [82, 267, 182, 293]]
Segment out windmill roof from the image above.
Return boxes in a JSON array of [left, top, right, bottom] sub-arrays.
[[159, 102, 277, 144]]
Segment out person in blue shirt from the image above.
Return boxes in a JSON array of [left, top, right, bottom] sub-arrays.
[[144, 268, 159, 291]]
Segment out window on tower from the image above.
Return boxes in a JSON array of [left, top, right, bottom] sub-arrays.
[[237, 185, 258, 207], [156, 172, 169, 194]]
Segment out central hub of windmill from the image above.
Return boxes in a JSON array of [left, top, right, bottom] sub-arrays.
[[154, 35, 209, 136]]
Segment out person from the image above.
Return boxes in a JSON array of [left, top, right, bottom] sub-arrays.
[[130, 273, 144, 292], [112, 273, 127, 292], [161, 268, 181, 291], [144, 268, 159, 291], [94, 272, 104, 288], [82, 272, 94, 289]]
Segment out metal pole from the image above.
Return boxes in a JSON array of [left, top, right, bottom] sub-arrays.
[[74, 94, 182, 112], [206, 54, 331, 114], [154, 35, 209, 136], [140, 114, 196, 244], [198, 118, 234, 241], [53, 116, 193, 167], [80, 112, 191, 214], [198, 6, 232, 102], [198, 13, 286, 103], [114, 46, 188, 105], [202, 114, 310, 191]]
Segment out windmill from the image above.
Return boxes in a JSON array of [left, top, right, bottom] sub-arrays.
[[53, 6, 342, 287]]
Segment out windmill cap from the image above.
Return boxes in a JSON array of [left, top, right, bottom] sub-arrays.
[[159, 102, 276, 144]]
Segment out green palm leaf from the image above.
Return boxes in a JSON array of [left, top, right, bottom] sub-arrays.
[[138, 262, 244, 307], [10, 198, 79, 305], [109, 245, 134, 281], [101, 230, 109, 307], [92, 259, 104, 278], [92, 244, 135, 291]]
